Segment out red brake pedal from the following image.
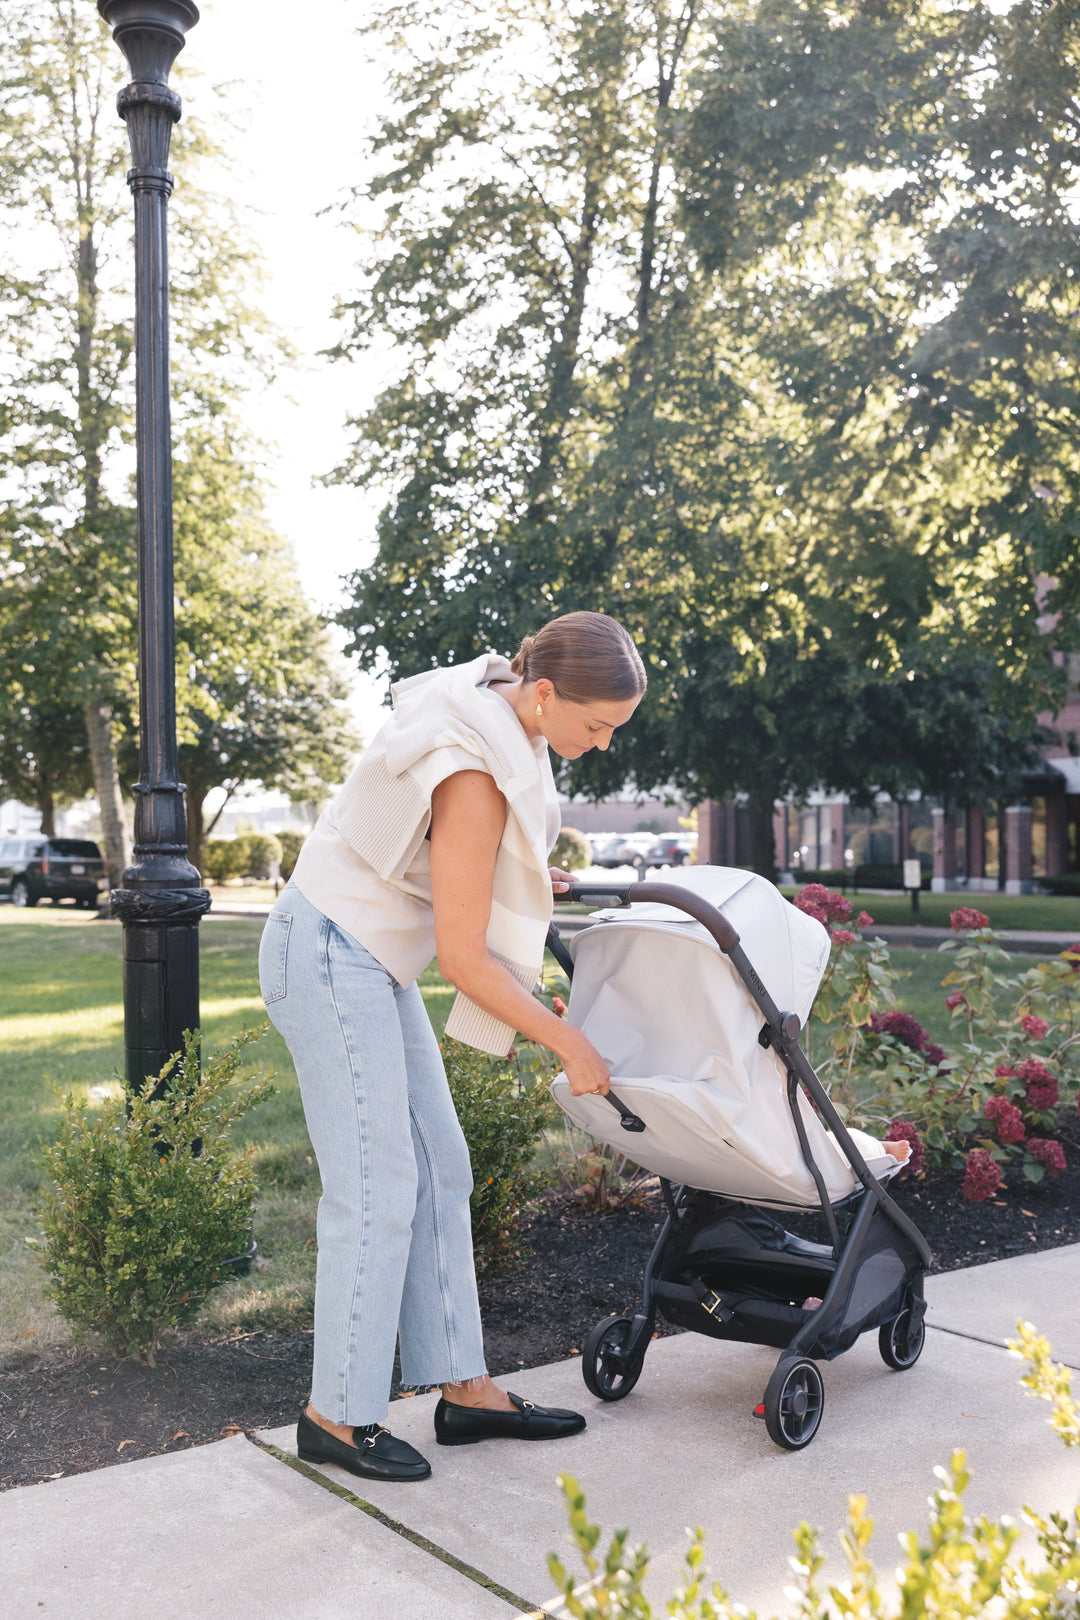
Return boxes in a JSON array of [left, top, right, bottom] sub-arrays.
[[753, 1403, 765, 1419]]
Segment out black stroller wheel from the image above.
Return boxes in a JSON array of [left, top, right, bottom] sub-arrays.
[[763, 1357, 824, 1450], [879, 1303, 926, 1370], [582, 1314, 644, 1401]]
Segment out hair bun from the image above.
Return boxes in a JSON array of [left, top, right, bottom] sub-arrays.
[[510, 633, 536, 676]]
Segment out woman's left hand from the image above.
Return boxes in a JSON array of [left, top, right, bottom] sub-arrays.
[[549, 867, 572, 898]]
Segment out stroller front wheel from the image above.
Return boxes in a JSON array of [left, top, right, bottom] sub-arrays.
[[582, 1314, 645, 1401], [763, 1357, 824, 1450], [878, 1302, 926, 1370]]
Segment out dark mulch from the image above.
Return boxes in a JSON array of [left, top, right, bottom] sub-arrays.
[[4, 1132, 1079, 1492]]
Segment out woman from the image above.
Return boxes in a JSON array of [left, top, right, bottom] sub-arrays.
[[259, 611, 646, 1482]]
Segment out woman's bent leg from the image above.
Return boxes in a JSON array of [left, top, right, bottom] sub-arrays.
[[259, 892, 419, 1425], [394, 983, 487, 1390]]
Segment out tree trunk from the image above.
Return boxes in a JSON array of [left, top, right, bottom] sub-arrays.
[[185, 780, 206, 877], [748, 788, 780, 883], [35, 773, 56, 837], [84, 692, 129, 889]]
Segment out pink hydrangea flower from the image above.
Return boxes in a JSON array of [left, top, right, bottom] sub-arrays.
[[831, 928, 857, 945], [1061, 943, 1080, 970], [951, 906, 990, 932], [793, 883, 850, 924], [793, 884, 829, 924], [983, 1096, 1025, 1144], [1015, 1058, 1059, 1112], [923, 1042, 946, 1069], [1028, 1138, 1066, 1176], [995, 1064, 1017, 1079], [961, 1148, 1004, 1202], [551, 996, 568, 1018], [855, 910, 873, 930], [945, 991, 967, 1011], [884, 1121, 923, 1178], [1020, 1014, 1049, 1040], [870, 1010, 927, 1052]]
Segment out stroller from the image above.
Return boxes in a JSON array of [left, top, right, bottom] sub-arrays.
[[547, 866, 931, 1451]]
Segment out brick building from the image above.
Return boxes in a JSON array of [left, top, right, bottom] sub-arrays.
[[695, 672, 1080, 891]]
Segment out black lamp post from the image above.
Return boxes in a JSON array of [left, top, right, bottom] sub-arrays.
[[98, 0, 210, 1094]]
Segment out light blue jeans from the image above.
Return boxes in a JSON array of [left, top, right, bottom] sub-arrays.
[[258, 885, 487, 1424]]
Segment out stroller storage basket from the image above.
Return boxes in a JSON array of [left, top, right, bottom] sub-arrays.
[[549, 866, 931, 1451]]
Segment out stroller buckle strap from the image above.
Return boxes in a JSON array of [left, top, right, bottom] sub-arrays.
[[699, 1287, 736, 1324]]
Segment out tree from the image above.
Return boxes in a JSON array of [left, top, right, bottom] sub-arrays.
[[168, 428, 359, 873], [0, 1, 353, 878], [330, 0, 1076, 874]]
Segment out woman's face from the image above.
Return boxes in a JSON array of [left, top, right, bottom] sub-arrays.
[[534, 681, 641, 760]]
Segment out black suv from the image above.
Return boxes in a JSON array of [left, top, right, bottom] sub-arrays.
[[0, 836, 107, 908]]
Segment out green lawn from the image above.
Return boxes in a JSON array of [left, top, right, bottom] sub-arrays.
[[0, 909, 455, 1356], [781, 888, 1080, 934]]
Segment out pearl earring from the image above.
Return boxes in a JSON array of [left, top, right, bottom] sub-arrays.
[[535, 704, 543, 717]]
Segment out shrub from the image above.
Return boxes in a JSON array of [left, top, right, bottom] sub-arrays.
[[234, 832, 283, 880], [203, 838, 247, 885], [551, 827, 591, 871], [37, 1029, 273, 1364], [547, 1322, 1080, 1619], [816, 913, 1080, 1179], [277, 829, 306, 881], [441, 1037, 555, 1276]]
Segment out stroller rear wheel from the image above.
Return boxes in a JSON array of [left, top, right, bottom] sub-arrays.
[[878, 1301, 925, 1370], [582, 1314, 645, 1401], [763, 1357, 824, 1450]]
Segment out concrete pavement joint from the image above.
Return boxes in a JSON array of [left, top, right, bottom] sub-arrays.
[[927, 1321, 1080, 1372], [248, 1434, 549, 1617]]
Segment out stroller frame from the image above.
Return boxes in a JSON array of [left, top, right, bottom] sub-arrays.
[[548, 879, 932, 1450]]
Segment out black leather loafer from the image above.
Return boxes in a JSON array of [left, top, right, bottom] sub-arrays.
[[434, 1391, 586, 1446], [296, 1411, 431, 1481]]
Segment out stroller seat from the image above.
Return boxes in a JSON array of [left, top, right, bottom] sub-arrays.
[[551, 866, 901, 1206]]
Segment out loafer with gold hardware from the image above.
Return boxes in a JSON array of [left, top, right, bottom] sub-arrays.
[[434, 1391, 586, 1446], [296, 1411, 431, 1481]]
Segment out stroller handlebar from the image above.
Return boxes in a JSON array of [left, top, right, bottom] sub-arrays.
[[561, 880, 741, 955]]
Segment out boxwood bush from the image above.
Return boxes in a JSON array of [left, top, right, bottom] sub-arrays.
[[37, 1029, 273, 1363]]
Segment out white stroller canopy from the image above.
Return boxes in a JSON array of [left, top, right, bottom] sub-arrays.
[[551, 866, 899, 1208]]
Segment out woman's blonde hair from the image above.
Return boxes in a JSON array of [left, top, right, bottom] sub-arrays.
[[510, 611, 646, 703]]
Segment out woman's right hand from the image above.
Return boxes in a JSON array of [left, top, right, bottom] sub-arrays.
[[559, 1027, 611, 1097]]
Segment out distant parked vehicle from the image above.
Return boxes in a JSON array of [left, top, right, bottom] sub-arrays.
[[642, 834, 696, 870], [0, 836, 107, 908], [593, 833, 657, 871]]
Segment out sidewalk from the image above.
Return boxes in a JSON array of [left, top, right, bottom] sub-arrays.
[[3, 1245, 1078, 1618]]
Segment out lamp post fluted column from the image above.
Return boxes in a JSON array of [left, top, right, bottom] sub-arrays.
[[98, 0, 210, 1093]]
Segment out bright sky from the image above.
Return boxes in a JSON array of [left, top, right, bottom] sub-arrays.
[[180, 0, 393, 747]]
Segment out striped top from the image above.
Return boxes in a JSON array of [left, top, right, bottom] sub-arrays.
[[291, 653, 560, 1055]]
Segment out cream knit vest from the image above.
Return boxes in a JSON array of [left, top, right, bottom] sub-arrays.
[[291, 653, 560, 1056]]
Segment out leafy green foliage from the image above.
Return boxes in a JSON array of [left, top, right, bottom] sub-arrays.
[[0, 1, 355, 873], [810, 912, 1080, 1179], [37, 1029, 274, 1363], [547, 1325, 1080, 1618], [277, 831, 306, 882], [552, 828, 591, 872], [441, 1037, 555, 1276], [332, 0, 1076, 872]]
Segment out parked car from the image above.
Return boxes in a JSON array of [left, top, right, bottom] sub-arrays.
[[642, 834, 696, 870], [0, 836, 107, 908], [592, 833, 658, 871]]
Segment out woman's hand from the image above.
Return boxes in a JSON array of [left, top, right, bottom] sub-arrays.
[[558, 1026, 610, 1097], [549, 866, 572, 898]]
